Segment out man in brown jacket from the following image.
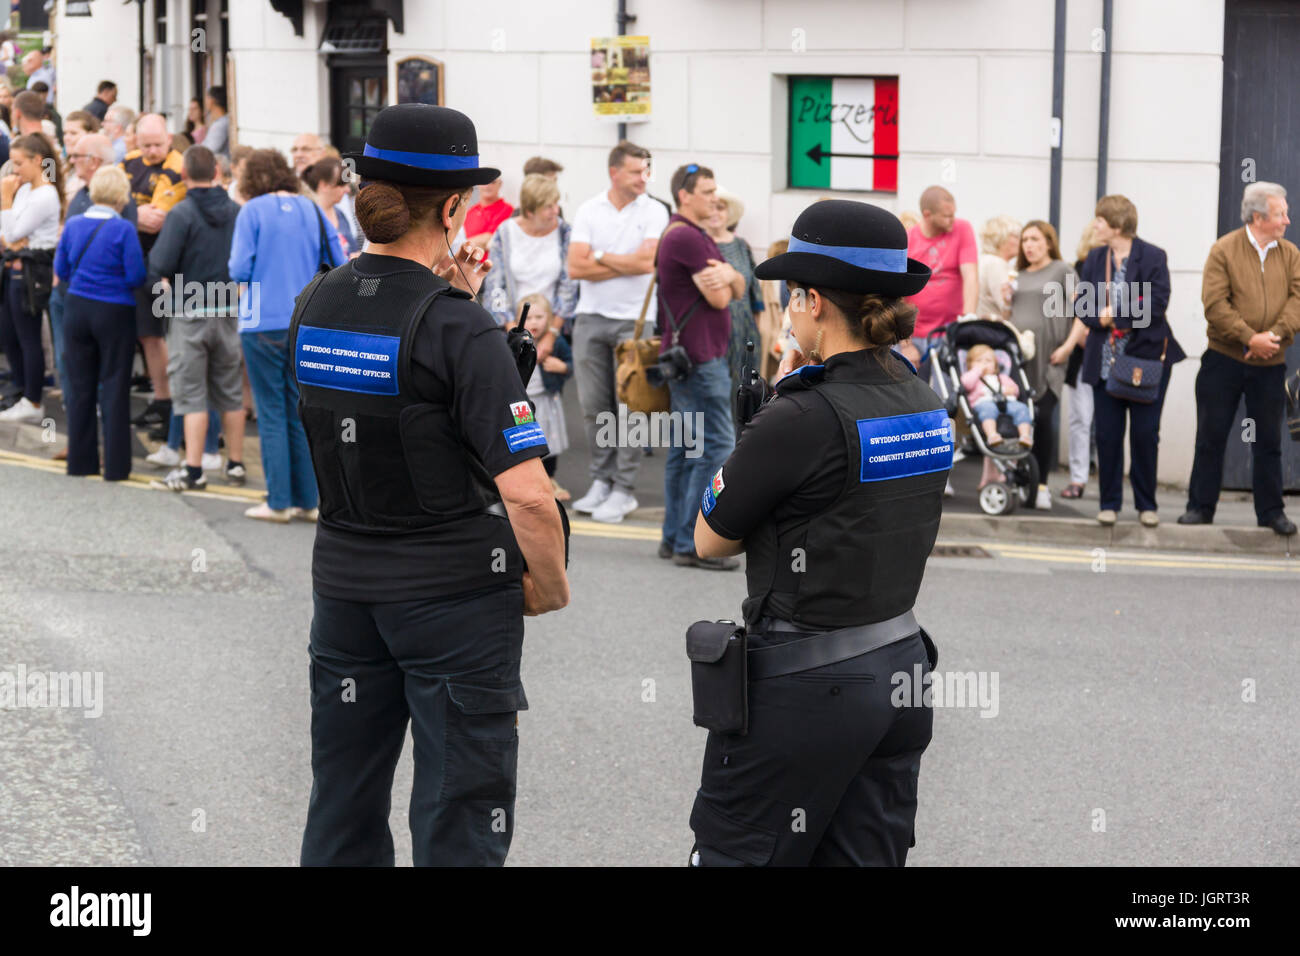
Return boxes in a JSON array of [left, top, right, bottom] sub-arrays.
[[1180, 182, 1300, 534]]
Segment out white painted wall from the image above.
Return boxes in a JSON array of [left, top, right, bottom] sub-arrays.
[[52, 0, 142, 115], [53, 0, 1230, 484]]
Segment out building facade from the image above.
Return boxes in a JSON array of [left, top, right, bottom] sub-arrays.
[[50, 0, 1300, 486]]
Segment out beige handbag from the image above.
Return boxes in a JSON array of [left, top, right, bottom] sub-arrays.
[[614, 222, 689, 415]]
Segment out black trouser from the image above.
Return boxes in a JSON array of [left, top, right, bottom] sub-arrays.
[[0, 265, 45, 404], [301, 583, 527, 867], [1091, 362, 1173, 513], [689, 630, 934, 866], [1186, 349, 1286, 522], [63, 293, 136, 481], [1030, 387, 1058, 481]]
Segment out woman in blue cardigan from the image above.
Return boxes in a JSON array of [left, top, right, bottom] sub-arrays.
[[55, 166, 146, 481], [229, 148, 343, 522], [1075, 195, 1185, 527]]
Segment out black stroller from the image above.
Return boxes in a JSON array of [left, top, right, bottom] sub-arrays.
[[928, 319, 1040, 515]]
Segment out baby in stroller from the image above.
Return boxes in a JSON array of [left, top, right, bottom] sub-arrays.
[[961, 344, 1032, 450]]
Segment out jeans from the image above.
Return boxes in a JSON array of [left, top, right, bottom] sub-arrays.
[[1185, 349, 1286, 521], [301, 584, 526, 866], [63, 294, 135, 481], [0, 265, 45, 404], [49, 283, 68, 403], [241, 330, 317, 511], [166, 409, 221, 454], [1091, 362, 1173, 513], [572, 312, 642, 492], [663, 357, 735, 554], [972, 398, 1032, 427]]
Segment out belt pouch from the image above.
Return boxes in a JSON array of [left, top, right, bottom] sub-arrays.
[[686, 620, 747, 735]]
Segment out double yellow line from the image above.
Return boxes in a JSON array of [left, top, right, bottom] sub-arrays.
[[4, 447, 1295, 571]]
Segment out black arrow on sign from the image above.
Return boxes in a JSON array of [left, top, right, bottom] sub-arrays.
[[806, 143, 900, 165]]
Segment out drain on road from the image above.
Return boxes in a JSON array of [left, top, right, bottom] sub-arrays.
[[931, 545, 992, 559]]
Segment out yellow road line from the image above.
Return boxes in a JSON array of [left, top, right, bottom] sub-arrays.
[[0, 448, 264, 499], [961, 542, 1297, 573], [3, 447, 1294, 570]]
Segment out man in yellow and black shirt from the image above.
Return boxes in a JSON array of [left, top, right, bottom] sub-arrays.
[[122, 113, 186, 427]]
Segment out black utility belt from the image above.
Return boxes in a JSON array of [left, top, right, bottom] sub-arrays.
[[685, 610, 932, 736]]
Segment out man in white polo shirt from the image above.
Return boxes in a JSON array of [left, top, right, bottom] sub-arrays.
[[566, 140, 670, 522]]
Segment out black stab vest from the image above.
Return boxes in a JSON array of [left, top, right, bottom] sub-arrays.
[[740, 356, 953, 630], [289, 263, 502, 535]]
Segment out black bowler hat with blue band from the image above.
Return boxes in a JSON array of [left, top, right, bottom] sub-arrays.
[[341, 104, 501, 188], [755, 199, 931, 297]]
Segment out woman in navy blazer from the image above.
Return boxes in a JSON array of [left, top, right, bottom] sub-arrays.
[[1075, 195, 1185, 527]]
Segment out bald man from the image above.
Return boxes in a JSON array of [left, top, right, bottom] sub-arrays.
[[123, 113, 187, 428], [290, 133, 325, 175], [898, 185, 978, 367], [23, 50, 55, 103]]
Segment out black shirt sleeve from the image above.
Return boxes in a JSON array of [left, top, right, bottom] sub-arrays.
[[701, 390, 847, 540], [410, 293, 549, 477]]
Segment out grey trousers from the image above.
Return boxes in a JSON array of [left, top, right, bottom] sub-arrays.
[[1065, 382, 1095, 486], [572, 312, 643, 493]]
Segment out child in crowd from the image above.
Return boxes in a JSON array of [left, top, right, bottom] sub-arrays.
[[518, 293, 573, 500], [962, 343, 1032, 449]]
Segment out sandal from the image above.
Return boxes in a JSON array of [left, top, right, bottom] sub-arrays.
[[1060, 483, 1085, 499], [977, 476, 1007, 491]]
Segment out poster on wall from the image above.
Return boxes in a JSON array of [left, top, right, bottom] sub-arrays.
[[788, 75, 898, 192], [590, 36, 650, 122], [397, 57, 442, 106]]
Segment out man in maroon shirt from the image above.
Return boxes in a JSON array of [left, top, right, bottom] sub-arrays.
[[657, 164, 745, 569]]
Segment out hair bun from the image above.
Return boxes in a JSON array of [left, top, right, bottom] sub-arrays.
[[859, 294, 916, 347], [355, 181, 410, 243]]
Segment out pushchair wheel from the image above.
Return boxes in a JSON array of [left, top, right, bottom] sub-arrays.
[[979, 480, 1016, 516], [1011, 454, 1040, 508]]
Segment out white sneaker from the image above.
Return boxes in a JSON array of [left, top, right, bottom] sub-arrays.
[[944, 479, 955, 498], [1035, 485, 1052, 510], [146, 445, 181, 468], [0, 397, 43, 423], [573, 479, 613, 514], [201, 452, 223, 472], [591, 488, 638, 523]]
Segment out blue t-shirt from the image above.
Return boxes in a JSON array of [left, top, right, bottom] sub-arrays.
[[54, 209, 147, 306], [228, 193, 344, 333]]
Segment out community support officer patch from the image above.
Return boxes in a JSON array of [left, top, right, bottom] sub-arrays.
[[295, 326, 399, 395], [701, 467, 725, 515], [857, 409, 953, 482], [503, 401, 547, 453]]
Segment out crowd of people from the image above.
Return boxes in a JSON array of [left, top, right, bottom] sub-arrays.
[[0, 69, 1295, 542], [0, 67, 356, 523]]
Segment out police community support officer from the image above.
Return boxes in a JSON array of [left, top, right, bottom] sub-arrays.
[[292, 105, 569, 866], [688, 199, 951, 866]]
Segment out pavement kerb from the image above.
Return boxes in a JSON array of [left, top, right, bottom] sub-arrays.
[[621, 505, 1296, 558], [4, 445, 1293, 557]]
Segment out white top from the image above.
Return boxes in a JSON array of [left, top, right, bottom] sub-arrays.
[[1246, 224, 1277, 270], [504, 218, 562, 301], [1, 182, 62, 249], [570, 190, 669, 319]]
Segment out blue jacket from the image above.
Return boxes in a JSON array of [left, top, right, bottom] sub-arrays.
[[228, 193, 343, 333], [54, 208, 146, 306], [1076, 236, 1186, 386], [540, 334, 574, 394]]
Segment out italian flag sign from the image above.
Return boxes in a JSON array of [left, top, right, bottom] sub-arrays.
[[789, 76, 899, 193]]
